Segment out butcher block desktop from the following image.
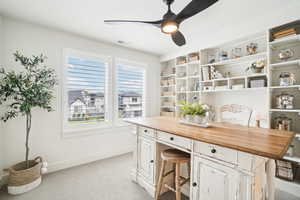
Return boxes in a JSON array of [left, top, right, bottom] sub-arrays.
[[125, 116, 295, 160], [125, 116, 295, 200]]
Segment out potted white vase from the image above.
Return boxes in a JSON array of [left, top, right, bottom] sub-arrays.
[[194, 115, 204, 124], [185, 114, 194, 122]]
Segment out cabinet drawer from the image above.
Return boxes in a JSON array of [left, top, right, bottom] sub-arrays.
[[157, 131, 191, 150], [139, 126, 155, 138], [194, 141, 238, 164]]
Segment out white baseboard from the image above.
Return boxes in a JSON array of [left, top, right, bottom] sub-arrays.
[[47, 149, 132, 173]]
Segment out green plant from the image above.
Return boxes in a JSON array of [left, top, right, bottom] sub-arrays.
[[179, 101, 194, 116], [193, 103, 207, 117], [179, 102, 209, 117], [0, 51, 57, 168]]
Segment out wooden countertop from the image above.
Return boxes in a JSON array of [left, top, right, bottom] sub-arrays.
[[125, 116, 295, 160]]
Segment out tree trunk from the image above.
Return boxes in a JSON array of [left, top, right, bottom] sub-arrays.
[[25, 112, 31, 168]]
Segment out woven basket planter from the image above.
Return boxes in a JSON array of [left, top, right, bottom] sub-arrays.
[[7, 157, 43, 195]]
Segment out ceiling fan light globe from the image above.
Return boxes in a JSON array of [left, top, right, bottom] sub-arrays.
[[162, 22, 178, 34]]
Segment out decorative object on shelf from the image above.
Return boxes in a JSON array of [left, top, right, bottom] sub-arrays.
[[180, 86, 186, 92], [193, 82, 200, 91], [176, 56, 187, 65], [275, 160, 297, 181], [215, 85, 228, 91], [248, 76, 267, 88], [273, 28, 297, 40], [218, 50, 229, 61], [246, 43, 258, 55], [179, 102, 210, 127], [279, 72, 296, 86], [168, 78, 175, 85], [0, 51, 57, 195], [274, 115, 292, 131], [232, 84, 244, 90], [177, 71, 186, 77], [231, 47, 242, 59], [246, 59, 266, 73], [208, 54, 216, 64], [278, 48, 294, 62], [275, 92, 295, 109], [188, 52, 200, 62], [224, 72, 231, 78]]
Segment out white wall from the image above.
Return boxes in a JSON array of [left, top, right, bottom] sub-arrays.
[[1, 17, 161, 172]]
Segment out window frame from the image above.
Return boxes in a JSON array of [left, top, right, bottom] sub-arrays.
[[62, 49, 113, 134], [114, 58, 147, 126]]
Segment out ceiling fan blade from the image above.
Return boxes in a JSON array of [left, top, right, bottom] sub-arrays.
[[176, 0, 218, 23], [171, 31, 186, 46], [104, 20, 162, 28]]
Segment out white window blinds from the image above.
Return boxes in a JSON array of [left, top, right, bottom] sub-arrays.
[[66, 56, 107, 124], [117, 63, 145, 118]]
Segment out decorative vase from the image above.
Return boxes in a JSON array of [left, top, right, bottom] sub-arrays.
[[194, 115, 204, 124], [185, 115, 193, 122], [7, 157, 45, 195]]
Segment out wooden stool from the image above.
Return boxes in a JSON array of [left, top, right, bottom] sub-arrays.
[[155, 149, 191, 200]]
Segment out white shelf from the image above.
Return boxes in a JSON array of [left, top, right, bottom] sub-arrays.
[[161, 85, 175, 88], [200, 73, 267, 83], [270, 85, 300, 89], [201, 52, 267, 67], [270, 109, 300, 113], [176, 60, 200, 67], [201, 87, 267, 93], [161, 96, 175, 98], [270, 59, 300, 68], [186, 91, 200, 93], [296, 133, 300, 140], [176, 77, 188, 80], [161, 74, 175, 78], [269, 34, 300, 47], [188, 75, 200, 79]]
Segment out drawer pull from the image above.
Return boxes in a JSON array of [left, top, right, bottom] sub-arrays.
[[192, 182, 197, 187], [144, 129, 148, 133], [150, 160, 154, 163], [211, 148, 216, 154], [170, 137, 174, 141]]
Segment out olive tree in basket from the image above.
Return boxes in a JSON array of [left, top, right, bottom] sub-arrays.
[[0, 51, 57, 194]]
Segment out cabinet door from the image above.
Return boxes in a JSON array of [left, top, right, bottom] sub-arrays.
[[191, 156, 240, 200], [137, 136, 155, 184]]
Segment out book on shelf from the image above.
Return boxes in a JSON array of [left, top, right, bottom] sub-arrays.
[[273, 28, 297, 40]]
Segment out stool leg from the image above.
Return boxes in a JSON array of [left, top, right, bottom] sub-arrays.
[[155, 160, 166, 200], [175, 163, 181, 200]]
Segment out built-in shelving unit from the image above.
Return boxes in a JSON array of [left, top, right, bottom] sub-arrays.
[[160, 19, 300, 189]]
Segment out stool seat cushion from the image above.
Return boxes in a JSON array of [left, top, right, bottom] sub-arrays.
[[161, 149, 190, 163]]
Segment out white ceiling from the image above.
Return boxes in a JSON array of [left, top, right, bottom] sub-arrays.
[[0, 0, 300, 58]]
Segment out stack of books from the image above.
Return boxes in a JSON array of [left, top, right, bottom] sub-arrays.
[[273, 28, 297, 40]]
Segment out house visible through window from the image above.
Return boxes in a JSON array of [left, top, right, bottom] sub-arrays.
[[117, 63, 145, 119], [66, 56, 107, 125]]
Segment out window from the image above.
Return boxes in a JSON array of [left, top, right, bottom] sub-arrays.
[[117, 62, 145, 119], [63, 49, 146, 134], [64, 50, 110, 129]]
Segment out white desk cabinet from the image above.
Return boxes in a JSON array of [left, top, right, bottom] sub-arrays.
[[137, 136, 156, 185], [191, 156, 240, 200]]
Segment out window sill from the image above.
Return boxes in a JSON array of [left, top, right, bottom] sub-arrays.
[[62, 123, 132, 139]]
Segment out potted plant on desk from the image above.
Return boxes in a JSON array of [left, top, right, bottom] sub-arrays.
[[179, 101, 194, 121], [0, 51, 57, 195], [193, 103, 210, 125]]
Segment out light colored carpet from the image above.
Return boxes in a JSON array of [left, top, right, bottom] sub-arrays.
[[0, 153, 298, 200]]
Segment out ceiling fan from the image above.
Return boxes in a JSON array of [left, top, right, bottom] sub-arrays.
[[104, 0, 218, 46]]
